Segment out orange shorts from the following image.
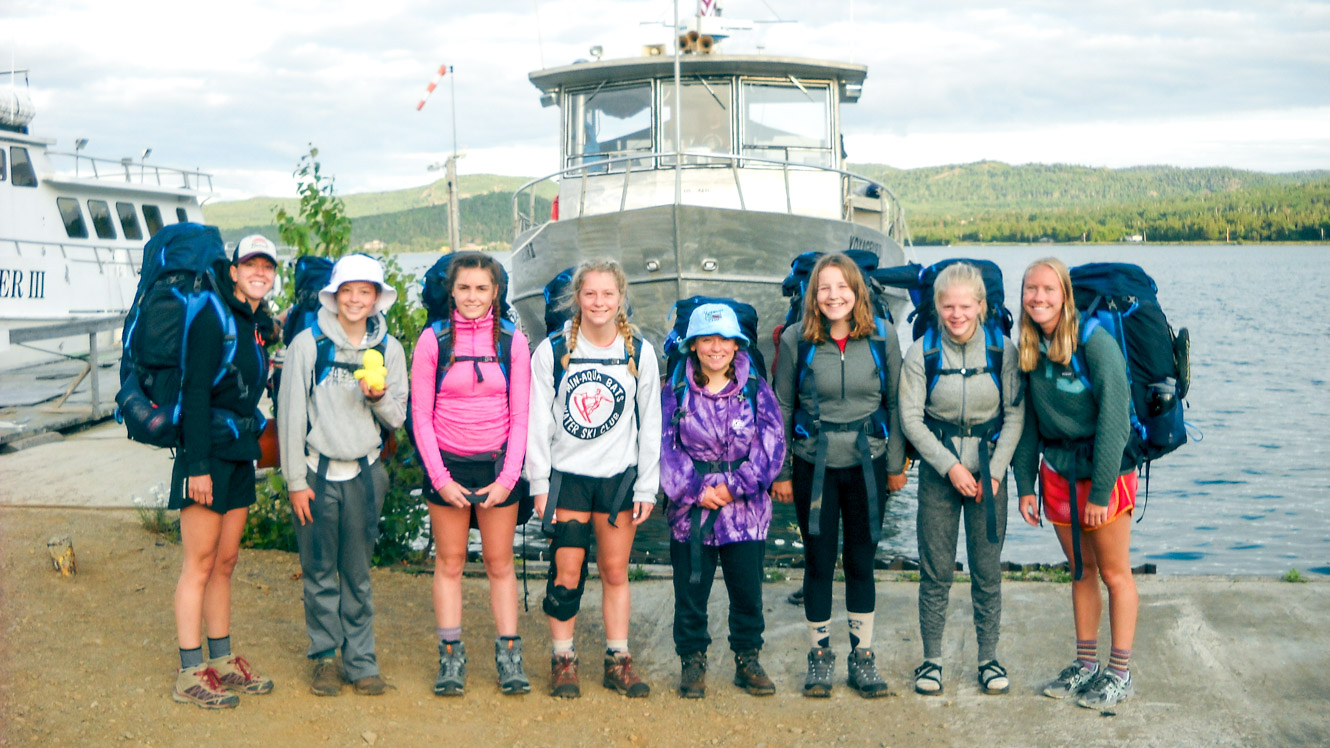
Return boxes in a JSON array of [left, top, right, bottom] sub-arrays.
[[1040, 461, 1136, 529]]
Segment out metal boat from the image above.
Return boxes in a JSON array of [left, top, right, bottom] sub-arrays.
[[0, 71, 213, 369], [506, 40, 912, 362]]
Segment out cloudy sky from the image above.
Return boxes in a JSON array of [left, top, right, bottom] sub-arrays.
[[7, 0, 1329, 201]]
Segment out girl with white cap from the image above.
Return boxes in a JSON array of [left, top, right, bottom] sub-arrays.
[[660, 303, 785, 699], [277, 253, 408, 698]]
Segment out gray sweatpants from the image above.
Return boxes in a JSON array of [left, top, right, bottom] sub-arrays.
[[294, 461, 388, 681], [915, 461, 1007, 663]]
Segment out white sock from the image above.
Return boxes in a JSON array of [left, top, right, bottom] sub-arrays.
[[552, 638, 575, 656], [808, 620, 831, 649], [605, 638, 628, 655], [848, 611, 874, 650]]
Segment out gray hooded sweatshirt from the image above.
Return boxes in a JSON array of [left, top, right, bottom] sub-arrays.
[[277, 307, 408, 493]]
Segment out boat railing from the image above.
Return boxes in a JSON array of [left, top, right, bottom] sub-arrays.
[[45, 150, 215, 192], [511, 151, 910, 245], [2, 238, 140, 273]]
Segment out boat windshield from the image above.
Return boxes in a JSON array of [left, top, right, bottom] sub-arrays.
[[661, 79, 733, 165], [568, 83, 652, 172], [741, 81, 832, 167]]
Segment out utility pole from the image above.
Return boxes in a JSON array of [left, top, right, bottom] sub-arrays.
[[447, 154, 461, 253]]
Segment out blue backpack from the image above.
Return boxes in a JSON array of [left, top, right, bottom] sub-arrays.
[[115, 223, 256, 448], [662, 295, 768, 386], [283, 255, 334, 346]]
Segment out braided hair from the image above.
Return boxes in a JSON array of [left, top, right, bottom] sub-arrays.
[[561, 258, 638, 377], [445, 251, 507, 365]]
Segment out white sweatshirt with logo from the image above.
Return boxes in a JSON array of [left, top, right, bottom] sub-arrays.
[[525, 329, 662, 504]]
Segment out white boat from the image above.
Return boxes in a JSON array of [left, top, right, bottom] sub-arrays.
[[506, 25, 913, 362], [0, 71, 214, 370]]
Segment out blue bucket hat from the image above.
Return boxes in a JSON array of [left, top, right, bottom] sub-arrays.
[[679, 303, 750, 352]]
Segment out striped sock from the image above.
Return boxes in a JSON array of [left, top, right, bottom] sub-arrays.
[[1076, 639, 1098, 670], [1108, 647, 1131, 678], [847, 611, 874, 651], [808, 620, 831, 649]]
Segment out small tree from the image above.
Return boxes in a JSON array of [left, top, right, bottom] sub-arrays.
[[243, 145, 429, 565]]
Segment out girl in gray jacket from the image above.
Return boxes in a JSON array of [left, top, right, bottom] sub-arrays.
[[899, 262, 1023, 697]]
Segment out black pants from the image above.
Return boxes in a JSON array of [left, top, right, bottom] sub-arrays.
[[670, 539, 766, 656], [793, 455, 887, 622]]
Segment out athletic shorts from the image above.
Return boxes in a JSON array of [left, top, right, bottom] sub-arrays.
[[168, 457, 257, 515], [423, 451, 522, 509], [1040, 460, 1136, 529], [552, 470, 633, 515]]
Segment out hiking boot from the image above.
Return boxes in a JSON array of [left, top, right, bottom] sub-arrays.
[[802, 647, 835, 698], [1042, 660, 1099, 699], [354, 674, 389, 696], [172, 665, 239, 709], [978, 659, 1010, 695], [310, 656, 342, 697], [494, 638, 530, 695], [847, 648, 890, 698], [434, 641, 466, 697], [733, 650, 775, 696], [1076, 669, 1134, 709], [603, 651, 651, 698], [550, 652, 580, 699], [679, 651, 707, 699], [209, 654, 274, 695]]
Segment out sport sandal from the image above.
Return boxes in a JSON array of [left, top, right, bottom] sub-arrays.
[[978, 659, 1010, 695], [913, 661, 943, 695]]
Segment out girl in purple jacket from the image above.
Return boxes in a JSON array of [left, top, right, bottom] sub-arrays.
[[661, 303, 785, 699]]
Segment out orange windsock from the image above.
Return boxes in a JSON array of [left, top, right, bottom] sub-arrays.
[[416, 64, 449, 111]]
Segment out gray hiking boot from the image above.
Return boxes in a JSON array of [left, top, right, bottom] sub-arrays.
[[802, 647, 835, 698], [434, 640, 466, 697], [1043, 660, 1099, 699], [1077, 669, 1134, 709], [847, 648, 890, 698], [494, 638, 530, 695]]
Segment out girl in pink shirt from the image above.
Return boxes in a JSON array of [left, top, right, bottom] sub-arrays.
[[410, 252, 531, 696]]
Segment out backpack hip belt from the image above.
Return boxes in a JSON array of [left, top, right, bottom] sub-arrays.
[[1038, 436, 1096, 580], [309, 453, 379, 567], [924, 414, 1003, 544], [691, 456, 749, 474], [540, 466, 639, 536], [805, 419, 884, 545], [687, 503, 722, 585]]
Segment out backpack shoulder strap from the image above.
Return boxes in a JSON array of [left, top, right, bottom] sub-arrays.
[[496, 318, 517, 382], [669, 359, 689, 430], [921, 325, 942, 404], [867, 317, 891, 398], [432, 319, 452, 391], [550, 331, 568, 395], [982, 320, 1005, 399]]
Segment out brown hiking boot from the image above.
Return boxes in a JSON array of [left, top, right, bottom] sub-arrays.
[[209, 654, 274, 695], [733, 650, 776, 696], [678, 651, 707, 699], [310, 656, 342, 697], [172, 665, 239, 709], [603, 651, 650, 698], [353, 674, 388, 696], [550, 652, 580, 698]]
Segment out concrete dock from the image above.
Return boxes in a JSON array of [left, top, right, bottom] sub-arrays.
[[1, 422, 1327, 746]]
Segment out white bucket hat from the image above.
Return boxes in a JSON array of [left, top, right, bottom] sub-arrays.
[[319, 254, 397, 315]]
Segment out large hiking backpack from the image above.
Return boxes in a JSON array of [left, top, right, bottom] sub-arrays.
[[1069, 262, 1191, 467], [661, 296, 768, 384], [421, 251, 515, 327], [283, 255, 334, 345], [772, 249, 896, 378], [115, 223, 250, 448], [875, 258, 1015, 408], [541, 267, 576, 337]]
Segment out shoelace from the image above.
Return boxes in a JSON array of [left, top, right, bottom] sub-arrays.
[[553, 656, 577, 679], [853, 654, 885, 684], [611, 656, 642, 684], [441, 646, 465, 677], [230, 656, 255, 681], [809, 651, 834, 678], [199, 667, 226, 692]]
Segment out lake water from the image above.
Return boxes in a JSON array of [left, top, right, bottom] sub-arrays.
[[400, 245, 1330, 576]]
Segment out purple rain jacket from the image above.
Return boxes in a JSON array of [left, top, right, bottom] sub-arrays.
[[660, 352, 786, 545]]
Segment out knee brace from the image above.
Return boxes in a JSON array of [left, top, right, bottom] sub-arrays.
[[543, 520, 592, 621]]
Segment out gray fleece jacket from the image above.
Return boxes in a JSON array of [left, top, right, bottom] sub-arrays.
[[899, 330, 1024, 478], [277, 307, 408, 493], [774, 320, 906, 481]]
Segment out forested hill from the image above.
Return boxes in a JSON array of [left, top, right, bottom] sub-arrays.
[[204, 162, 1330, 249]]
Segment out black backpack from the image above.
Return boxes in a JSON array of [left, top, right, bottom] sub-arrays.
[[283, 255, 334, 346], [661, 296, 768, 385], [541, 267, 576, 336], [421, 252, 515, 327], [115, 223, 254, 448], [1068, 262, 1191, 468]]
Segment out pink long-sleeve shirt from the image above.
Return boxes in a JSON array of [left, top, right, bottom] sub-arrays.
[[410, 310, 530, 491]]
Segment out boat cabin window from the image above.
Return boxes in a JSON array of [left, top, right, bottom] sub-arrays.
[[661, 80, 733, 165], [568, 83, 652, 172], [87, 200, 117, 240], [142, 205, 164, 237], [9, 146, 37, 187], [57, 197, 89, 239], [176, 207, 188, 223], [116, 202, 143, 240], [741, 82, 832, 167], [0, 148, 6, 181]]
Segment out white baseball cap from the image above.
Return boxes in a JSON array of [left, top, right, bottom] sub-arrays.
[[233, 234, 278, 264], [319, 254, 398, 315]]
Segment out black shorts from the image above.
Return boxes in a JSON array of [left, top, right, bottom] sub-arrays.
[[168, 457, 257, 514], [423, 451, 523, 509], [553, 470, 633, 515]]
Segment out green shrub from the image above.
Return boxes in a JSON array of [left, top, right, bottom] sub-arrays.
[[1282, 569, 1308, 583]]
